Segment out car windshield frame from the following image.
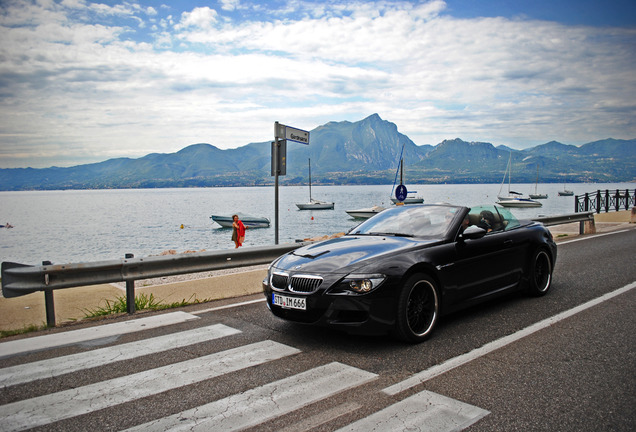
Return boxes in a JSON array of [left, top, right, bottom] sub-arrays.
[[349, 204, 463, 239], [465, 205, 522, 232]]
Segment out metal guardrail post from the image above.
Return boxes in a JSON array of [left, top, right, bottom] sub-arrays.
[[125, 253, 135, 314], [42, 261, 55, 327]]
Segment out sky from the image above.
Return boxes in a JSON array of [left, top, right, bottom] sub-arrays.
[[0, 0, 635, 168]]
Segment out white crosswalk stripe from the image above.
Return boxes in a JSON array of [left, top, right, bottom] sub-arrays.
[[333, 390, 489, 432], [0, 311, 200, 359], [0, 319, 489, 432], [0, 340, 300, 432], [124, 362, 378, 432], [0, 324, 240, 388]]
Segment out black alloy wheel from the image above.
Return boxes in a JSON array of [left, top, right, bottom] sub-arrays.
[[527, 249, 552, 297], [395, 273, 440, 343]]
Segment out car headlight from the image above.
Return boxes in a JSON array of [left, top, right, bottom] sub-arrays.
[[341, 274, 386, 294]]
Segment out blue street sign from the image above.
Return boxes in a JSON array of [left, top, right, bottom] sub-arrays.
[[395, 184, 407, 202]]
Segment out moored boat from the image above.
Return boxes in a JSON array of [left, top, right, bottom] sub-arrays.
[[529, 164, 548, 199], [390, 192, 424, 204], [345, 205, 386, 219], [529, 193, 548, 199], [496, 152, 542, 207], [558, 182, 573, 196], [297, 199, 335, 210], [296, 159, 334, 210], [496, 197, 543, 208], [210, 213, 270, 228]]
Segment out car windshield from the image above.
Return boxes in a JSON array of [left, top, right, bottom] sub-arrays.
[[350, 205, 461, 238]]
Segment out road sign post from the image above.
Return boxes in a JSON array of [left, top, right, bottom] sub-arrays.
[[272, 121, 310, 244]]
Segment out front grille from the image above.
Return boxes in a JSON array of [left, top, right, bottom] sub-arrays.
[[289, 275, 322, 293], [271, 272, 289, 290], [271, 272, 322, 294]]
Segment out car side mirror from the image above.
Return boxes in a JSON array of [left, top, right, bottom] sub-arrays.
[[460, 225, 487, 241]]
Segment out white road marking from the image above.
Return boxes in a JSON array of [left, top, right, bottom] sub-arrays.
[[334, 390, 489, 432], [0, 311, 199, 359], [0, 340, 299, 432], [0, 324, 240, 388], [124, 362, 377, 432], [558, 228, 631, 245], [278, 402, 363, 432], [192, 298, 265, 315], [383, 281, 636, 396]]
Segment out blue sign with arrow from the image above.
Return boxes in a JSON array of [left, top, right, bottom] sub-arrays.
[[395, 184, 408, 202]]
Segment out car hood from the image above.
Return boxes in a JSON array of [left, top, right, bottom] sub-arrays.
[[274, 235, 436, 274]]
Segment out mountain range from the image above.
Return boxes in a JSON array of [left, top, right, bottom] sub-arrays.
[[0, 114, 634, 190]]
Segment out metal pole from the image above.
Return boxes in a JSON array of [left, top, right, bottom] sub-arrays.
[[274, 122, 280, 245], [125, 253, 135, 314], [574, 195, 579, 213], [42, 260, 55, 327]]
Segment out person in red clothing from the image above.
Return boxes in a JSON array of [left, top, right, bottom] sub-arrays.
[[231, 214, 247, 248]]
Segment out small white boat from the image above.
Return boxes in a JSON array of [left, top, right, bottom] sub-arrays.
[[558, 182, 573, 196], [345, 205, 386, 219], [529, 165, 548, 199], [296, 159, 334, 210], [297, 199, 335, 210], [390, 151, 424, 205], [496, 152, 542, 207], [210, 213, 270, 228], [529, 193, 548, 199], [496, 197, 543, 208], [390, 193, 424, 204]]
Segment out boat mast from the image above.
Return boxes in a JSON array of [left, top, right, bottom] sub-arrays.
[[308, 158, 312, 201]]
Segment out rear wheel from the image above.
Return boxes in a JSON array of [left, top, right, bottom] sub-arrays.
[[395, 273, 439, 343], [527, 249, 552, 296]]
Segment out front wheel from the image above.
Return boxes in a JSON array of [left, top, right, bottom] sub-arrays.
[[527, 249, 552, 297], [394, 273, 440, 343]]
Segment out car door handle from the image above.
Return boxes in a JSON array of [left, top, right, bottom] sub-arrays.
[[503, 240, 513, 247]]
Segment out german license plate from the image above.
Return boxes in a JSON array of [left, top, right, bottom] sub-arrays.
[[272, 293, 306, 310]]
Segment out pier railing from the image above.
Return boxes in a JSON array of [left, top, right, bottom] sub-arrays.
[[575, 189, 635, 214]]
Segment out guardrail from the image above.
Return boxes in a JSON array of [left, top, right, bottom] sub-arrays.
[[533, 211, 595, 236], [575, 189, 635, 214], [2, 243, 308, 326], [0, 211, 608, 327]]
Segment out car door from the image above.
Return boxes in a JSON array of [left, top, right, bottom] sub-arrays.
[[449, 206, 525, 304]]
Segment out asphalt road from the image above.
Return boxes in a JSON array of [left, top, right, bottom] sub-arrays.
[[1, 228, 634, 432]]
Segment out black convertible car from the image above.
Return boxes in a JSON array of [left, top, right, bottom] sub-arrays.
[[263, 204, 557, 342]]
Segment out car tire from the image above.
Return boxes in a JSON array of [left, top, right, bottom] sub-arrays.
[[527, 249, 552, 297], [395, 273, 440, 343]]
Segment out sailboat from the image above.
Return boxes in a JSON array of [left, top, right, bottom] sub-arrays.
[[496, 153, 542, 208], [558, 183, 574, 196], [529, 164, 548, 199], [390, 147, 423, 204], [296, 159, 334, 210]]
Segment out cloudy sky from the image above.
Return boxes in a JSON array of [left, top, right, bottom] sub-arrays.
[[1, 0, 635, 168]]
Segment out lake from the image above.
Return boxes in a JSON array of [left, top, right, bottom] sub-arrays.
[[0, 182, 633, 265]]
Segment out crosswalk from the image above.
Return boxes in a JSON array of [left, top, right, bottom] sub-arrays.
[[0, 312, 489, 432]]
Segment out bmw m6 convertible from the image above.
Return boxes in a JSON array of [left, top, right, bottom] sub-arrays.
[[263, 204, 557, 343]]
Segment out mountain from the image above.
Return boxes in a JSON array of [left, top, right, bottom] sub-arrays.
[[0, 114, 634, 190]]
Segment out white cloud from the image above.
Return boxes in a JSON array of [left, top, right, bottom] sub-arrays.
[[0, 0, 634, 168], [177, 7, 219, 30], [219, 0, 242, 12]]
